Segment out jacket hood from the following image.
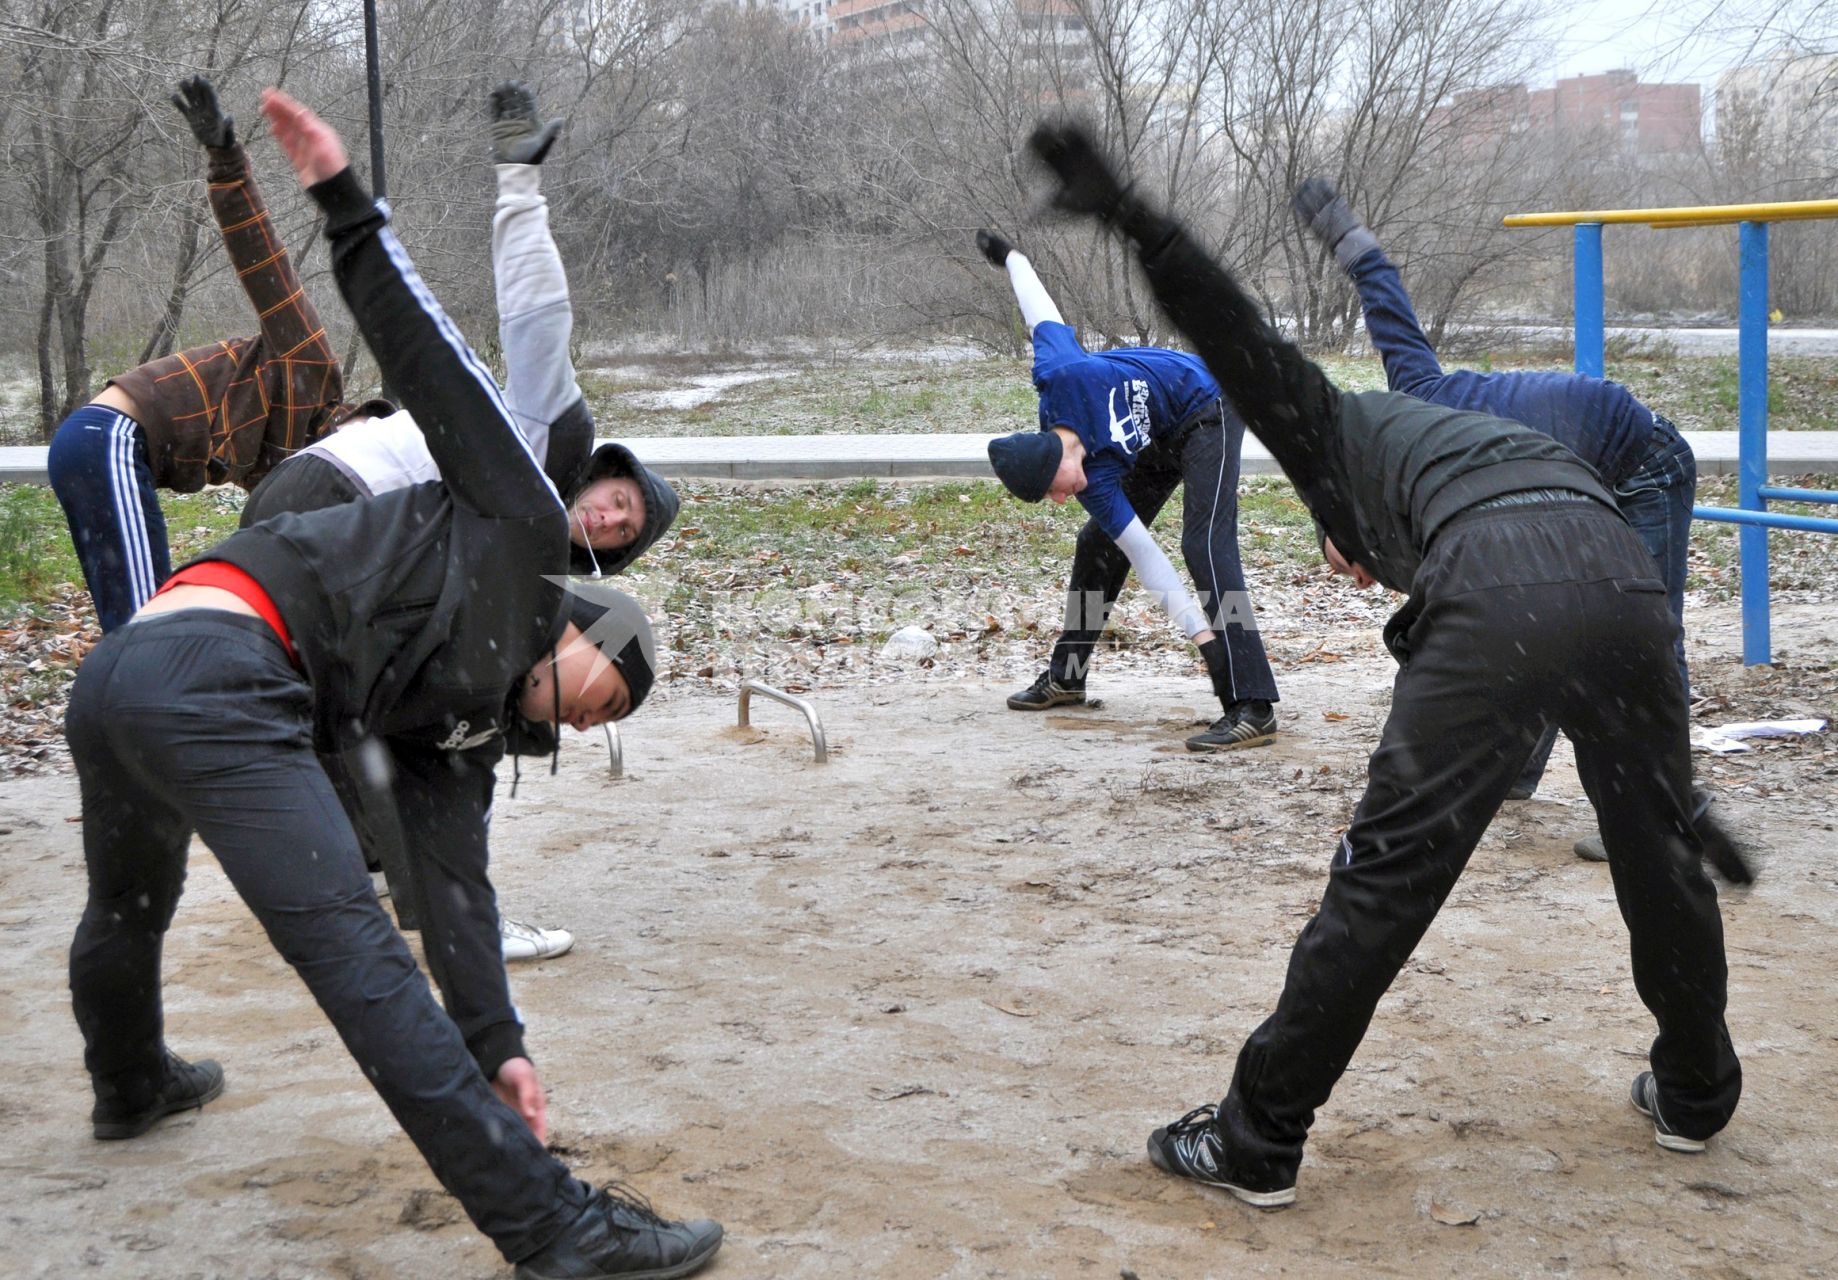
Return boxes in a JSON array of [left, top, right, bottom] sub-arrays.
[[565, 442, 680, 576]]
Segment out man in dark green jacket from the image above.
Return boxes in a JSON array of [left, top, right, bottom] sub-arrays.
[[1027, 121, 1749, 1210]]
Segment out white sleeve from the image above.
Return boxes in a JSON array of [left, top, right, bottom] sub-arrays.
[[304, 409, 440, 494], [1114, 518, 1210, 639], [1004, 251, 1064, 332], [493, 163, 581, 465]]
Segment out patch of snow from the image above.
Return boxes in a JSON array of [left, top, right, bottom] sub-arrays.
[[629, 369, 797, 410]]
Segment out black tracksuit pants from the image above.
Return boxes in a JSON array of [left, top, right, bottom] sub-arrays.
[[1215, 499, 1741, 1189], [65, 612, 584, 1261], [1049, 404, 1279, 703]]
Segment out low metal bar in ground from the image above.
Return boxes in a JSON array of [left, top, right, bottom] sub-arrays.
[[738, 680, 828, 764]]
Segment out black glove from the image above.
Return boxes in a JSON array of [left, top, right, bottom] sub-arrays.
[[171, 76, 234, 150], [1292, 177, 1380, 272], [489, 81, 564, 166], [1197, 636, 1234, 704], [1027, 121, 1140, 224], [1694, 808, 1755, 886], [975, 229, 1013, 267]]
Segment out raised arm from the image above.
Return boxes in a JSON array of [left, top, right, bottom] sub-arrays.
[[1027, 123, 1373, 567], [173, 77, 342, 452], [490, 82, 589, 486], [261, 88, 561, 522], [977, 229, 1064, 332], [1292, 178, 1446, 397]]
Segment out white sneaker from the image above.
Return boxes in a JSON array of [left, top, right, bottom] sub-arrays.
[[370, 871, 391, 899], [500, 916, 574, 962]]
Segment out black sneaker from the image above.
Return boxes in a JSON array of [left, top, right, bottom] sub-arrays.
[[1146, 1104, 1295, 1208], [92, 1051, 224, 1140], [1629, 1071, 1708, 1153], [516, 1184, 723, 1280], [1185, 700, 1277, 752], [1006, 669, 1086, 711]]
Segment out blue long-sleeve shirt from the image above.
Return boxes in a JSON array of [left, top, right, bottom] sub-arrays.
[[1348, 247, 1653, 486], [1031, 320, 1219, 538]]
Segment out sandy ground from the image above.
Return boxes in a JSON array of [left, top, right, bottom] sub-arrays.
[[3, 603, 1836, 1280]]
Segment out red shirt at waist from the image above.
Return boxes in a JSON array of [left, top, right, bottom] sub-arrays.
[[152, 561, 299, 669]]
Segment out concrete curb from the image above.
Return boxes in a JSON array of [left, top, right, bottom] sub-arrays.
[[6, 431, 1838, 487]]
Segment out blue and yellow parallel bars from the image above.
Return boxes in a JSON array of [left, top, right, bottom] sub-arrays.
[[1504, 199, 1838, 664]]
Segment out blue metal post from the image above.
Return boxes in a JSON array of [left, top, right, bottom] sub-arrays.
[[1738, 221, 1771, 664], [1574, 223, 1605, 377]]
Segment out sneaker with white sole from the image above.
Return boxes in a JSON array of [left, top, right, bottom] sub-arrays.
[[1006, 669, 1086, 711], [501, 916, 575, 962], [1629, 1071, 1708, 1153], [1185, 700, 1277, 753], [1147, 1103, 1296, 1208]]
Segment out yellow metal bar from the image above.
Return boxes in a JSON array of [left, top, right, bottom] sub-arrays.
[[1504, 198, 1838, 229], [1647, 208, 1838, 229]]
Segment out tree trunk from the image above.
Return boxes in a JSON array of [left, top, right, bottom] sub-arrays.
[[140, 202, 209, 365], [36, 272, 59, 443], [39, 224, 88, 434], [58, 284, 93, 426]]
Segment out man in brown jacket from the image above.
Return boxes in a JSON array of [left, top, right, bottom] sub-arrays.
[[47, 77, 369, 631]]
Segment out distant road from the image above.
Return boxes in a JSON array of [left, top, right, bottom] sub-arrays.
[[1485, 325, 1838, 357]]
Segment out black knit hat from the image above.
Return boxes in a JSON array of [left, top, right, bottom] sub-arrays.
[[559, 580, 657, 713], [987, 429, 1062, 503], [565, 442, 680, 577]]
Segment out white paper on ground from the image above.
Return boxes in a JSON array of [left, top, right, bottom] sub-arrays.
[[1690, 718, 1828, 754]]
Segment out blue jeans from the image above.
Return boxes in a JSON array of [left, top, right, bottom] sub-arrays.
[[1518, 414, 1696, 790]]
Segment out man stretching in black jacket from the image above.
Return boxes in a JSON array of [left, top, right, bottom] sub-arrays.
[[1025, 122, 1751, 1210], [62, 89, 719, 1280]]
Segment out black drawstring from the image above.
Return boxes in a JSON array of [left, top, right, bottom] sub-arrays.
[[550, 646, 563, 776]]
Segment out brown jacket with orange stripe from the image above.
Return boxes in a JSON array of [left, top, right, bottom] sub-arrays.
[[110, 142, 348, 492]]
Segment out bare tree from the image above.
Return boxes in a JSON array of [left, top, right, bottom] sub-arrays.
[[8, 2, 159, 434]]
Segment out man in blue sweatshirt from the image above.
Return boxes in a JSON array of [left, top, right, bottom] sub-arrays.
[[980, 232, 1281, 752], [1293, 179, 1702, 854]]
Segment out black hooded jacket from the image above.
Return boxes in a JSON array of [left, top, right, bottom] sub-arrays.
[[194, 169, 570, 1075], [207, 170, 570, 754]]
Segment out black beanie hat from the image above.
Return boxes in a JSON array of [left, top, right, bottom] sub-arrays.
[[987, 429, 1062, 503], [565, 442, 680, 577], [559, 581, 657, 713]]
